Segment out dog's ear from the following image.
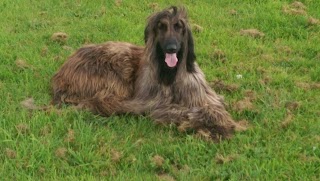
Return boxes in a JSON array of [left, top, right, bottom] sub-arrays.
[[144, 25, 149, 44], [186, 28, 196, 72], [144, 14, 158, 44]]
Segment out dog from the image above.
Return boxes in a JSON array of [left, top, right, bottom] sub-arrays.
[[52, 6, 241, 140]]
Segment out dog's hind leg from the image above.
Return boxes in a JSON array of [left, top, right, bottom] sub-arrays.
[[75, 92, 127, 117]]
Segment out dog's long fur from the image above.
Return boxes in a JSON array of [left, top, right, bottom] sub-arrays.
[[52, 6, 239, 140]]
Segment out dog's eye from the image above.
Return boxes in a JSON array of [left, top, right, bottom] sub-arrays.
[[174, 22, 183, 31], [158, 23, 167, 30]]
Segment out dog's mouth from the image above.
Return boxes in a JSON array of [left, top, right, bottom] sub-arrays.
[[165, 53, 178, 68]]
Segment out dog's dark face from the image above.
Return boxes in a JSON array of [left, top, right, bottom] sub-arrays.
[[145, 6, 196, 85], [155, 16, 185, 68]]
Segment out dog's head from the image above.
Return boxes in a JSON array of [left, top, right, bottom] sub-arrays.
[[144, 6, 196, 74]]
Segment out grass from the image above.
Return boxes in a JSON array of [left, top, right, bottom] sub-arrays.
[[0, 0, 319, 180]]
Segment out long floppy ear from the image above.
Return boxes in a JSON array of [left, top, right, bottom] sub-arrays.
[[186, 28, 196, 72], [144, 24, 149, 44], [144, 13, 158, 44]]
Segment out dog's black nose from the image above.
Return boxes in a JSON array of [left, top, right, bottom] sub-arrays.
[[166, 44, 177, 53]]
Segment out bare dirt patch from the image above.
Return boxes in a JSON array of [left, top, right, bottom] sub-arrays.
[[149, 3, 160, 11], [235, 119, 250, 132], [285, 101, 300, 111], [276, 46, 293, 55], [16, 59, 32, 69], [210, 80, 239, 93], [211, 49, 227, 62], [229, 9, 237, 15], [282, 1, 307, 15], [296, 82, 320, 90], [157, 173, 176, 181], [308, 17, 320, 26], [64, 129, 75, 143], [16, 123, 30, 135], [192, 24, 204, 33], [110, 149, 122, 163], [51, 32, 68, 43], [233, 90, 258, 112], [234, 97, 254, 112], [215, 153, 238, 164], [40, 125, 52, 136], [240, 29, 265, 38], [281, 111, 294, 128], [55, 147, 68, 159], [115, 0, 122, 6], [20, 98, 39, 110], [152, 155, 165, 167], [5, 148, 17, 159]]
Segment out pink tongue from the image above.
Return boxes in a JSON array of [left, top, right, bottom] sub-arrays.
[[165, 53, 178, 67]]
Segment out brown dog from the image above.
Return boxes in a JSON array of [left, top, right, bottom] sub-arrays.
[[52, 6, 240, 140]]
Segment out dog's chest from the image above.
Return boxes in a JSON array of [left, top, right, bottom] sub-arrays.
[[170, 73, 206, 106]]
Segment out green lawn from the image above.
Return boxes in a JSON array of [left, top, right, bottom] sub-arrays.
[[1, 0, 319, 180]]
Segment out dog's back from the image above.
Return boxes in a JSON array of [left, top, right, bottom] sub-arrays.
[[51, 41, 144, 106]]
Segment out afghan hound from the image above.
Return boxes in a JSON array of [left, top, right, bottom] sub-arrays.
[[51, 6, 241, 140]]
